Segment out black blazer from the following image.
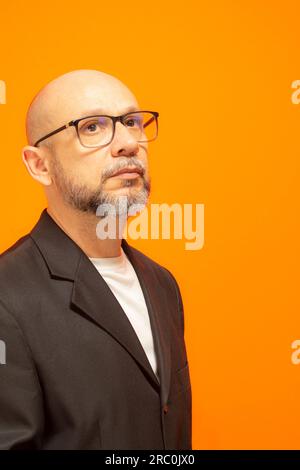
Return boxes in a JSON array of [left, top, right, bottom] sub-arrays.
[[0, 210, 192, 450]]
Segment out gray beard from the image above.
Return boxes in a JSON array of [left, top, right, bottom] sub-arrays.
[[50, 158, 151, 216]]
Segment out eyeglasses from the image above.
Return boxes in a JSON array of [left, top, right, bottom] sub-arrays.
[[34, 110, 159, 148]]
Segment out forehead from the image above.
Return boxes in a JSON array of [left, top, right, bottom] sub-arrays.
[[58, 79, 139, 120]]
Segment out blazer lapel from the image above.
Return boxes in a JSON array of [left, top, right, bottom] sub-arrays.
[[71, 252, 160, 390], [122, 240, 172, 409], [30, 210, 166, 393]]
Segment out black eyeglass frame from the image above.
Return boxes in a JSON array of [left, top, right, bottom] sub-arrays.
[[33, 110, 159, 148]]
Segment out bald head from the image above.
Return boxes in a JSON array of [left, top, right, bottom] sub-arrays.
[[26, 69, 139, 147]]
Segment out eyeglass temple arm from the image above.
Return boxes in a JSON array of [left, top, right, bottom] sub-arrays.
[[143, 115, 156, 129], [34, 122, 74, 147]]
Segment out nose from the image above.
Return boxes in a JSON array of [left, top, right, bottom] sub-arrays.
[[110, 121, 139, 157]]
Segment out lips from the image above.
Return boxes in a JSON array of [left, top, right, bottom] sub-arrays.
[[111, 167, 143, 177]]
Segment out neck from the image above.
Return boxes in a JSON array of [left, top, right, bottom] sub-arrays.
[[47, 203, 126, 258]]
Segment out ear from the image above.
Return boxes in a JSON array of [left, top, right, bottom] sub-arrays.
[[22, 145, 52, 186]]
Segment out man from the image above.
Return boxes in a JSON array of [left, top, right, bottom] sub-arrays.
[[0, 70, 191, 449]]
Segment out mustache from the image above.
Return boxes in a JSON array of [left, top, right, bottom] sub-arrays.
[[101, 157, 146, 182]]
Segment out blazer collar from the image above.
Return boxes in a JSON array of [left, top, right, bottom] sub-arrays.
[[30, 209, 171, 404]]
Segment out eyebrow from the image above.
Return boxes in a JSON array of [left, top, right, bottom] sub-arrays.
[[79, 105, 140, 118]]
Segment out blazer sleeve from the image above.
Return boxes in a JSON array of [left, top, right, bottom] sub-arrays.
[[0, 300, 44, 449]]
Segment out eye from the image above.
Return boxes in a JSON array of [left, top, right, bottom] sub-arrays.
[[79, 117, 109, 135], [86, 122, 98, 132], [124, 115, 142, 128]]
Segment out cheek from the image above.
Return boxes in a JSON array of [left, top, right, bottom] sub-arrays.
[[78, 163, 104, 187], [70, 153, 107, 187]]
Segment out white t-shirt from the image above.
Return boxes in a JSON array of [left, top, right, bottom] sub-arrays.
[[89, 248, 159, 380]]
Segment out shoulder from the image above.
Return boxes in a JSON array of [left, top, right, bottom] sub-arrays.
[[0, 234, 43, 305], [0, 233, 39, 273]]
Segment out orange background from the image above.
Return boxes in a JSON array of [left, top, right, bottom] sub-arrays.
[[1, 0, 300, 450]]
